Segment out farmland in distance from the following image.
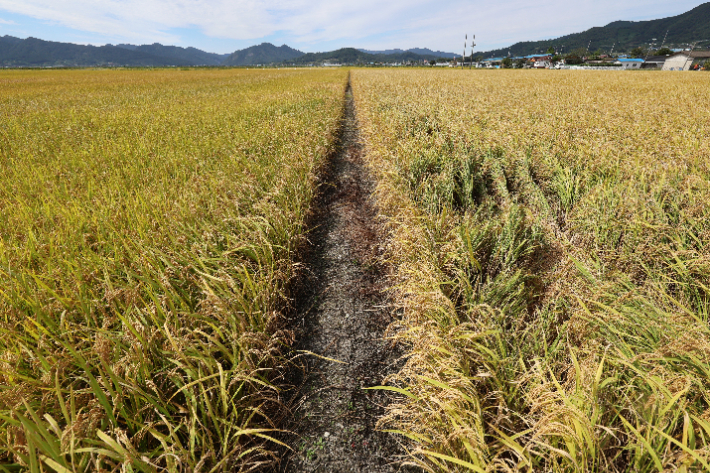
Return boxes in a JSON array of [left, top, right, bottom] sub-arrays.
[[0, 68, 346, 471], [352, 69, 710, 471]]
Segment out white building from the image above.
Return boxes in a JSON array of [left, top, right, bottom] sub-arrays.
[[615, 58, 644, 69], [663, 51, 710, 71]]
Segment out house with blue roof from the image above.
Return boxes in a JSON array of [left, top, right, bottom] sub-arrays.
[[615, 58, 644, 69]]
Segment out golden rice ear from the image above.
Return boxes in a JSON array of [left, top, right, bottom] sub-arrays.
[[0, 68, 349, 471], [351, 67, 710, 471]]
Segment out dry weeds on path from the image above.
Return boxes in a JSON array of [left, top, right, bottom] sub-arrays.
[[280, 81, 412, 472]]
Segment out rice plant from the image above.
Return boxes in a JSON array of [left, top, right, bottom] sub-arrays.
[[352, 68, 710, 472], [0, 68, 347, 472]]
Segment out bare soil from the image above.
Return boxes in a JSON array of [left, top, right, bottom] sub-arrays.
[[277, 81, 413, 472]]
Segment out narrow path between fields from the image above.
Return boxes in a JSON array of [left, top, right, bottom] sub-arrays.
[[279, 79, 411, 472]]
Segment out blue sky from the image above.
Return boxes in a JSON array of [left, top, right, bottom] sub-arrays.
[[0, 0, 704, 54]]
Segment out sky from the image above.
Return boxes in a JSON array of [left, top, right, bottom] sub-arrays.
[[0, 0, 704, 54]]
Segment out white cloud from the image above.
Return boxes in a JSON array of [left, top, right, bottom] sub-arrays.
[[0, 16, 15, 24], [0, 0, 703, 51]]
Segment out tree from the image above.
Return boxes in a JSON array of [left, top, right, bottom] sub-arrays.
[[565, 54, 583, 65], [704, 59, 710, 71], [514, 58, 526, 69], [655, 47, 672, 56], [590, 49, 604, 59], [571, 47, 588, 58], [547, 46, 556, 55], [630, 47, 646, 58], [501, 57, 513, 68]]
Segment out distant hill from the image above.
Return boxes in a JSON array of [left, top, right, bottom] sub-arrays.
[[408, 48, 459, 58], [291, 48, 372, 64], [359, 47, 458, 58], [222, 43, 304, 66], [478, 2, 710, 57], [0, 36, 190, 67], [1, 35, 23, 46], [115, 43, 228, 65], [0, 36, 449, 67], [289, 48, 440, 65], [0, 36, 478, 67]]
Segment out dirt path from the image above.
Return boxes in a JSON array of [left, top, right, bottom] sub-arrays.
[[278, 80, 411, 472]]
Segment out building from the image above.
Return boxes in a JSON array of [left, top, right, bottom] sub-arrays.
[[524, 54, 551, 61], [519, 54, 551, 68], [616, 58, 644, 69], [662, 51, 710, 71], [480, 57, 504, 68], [642, 56, 670, 69]]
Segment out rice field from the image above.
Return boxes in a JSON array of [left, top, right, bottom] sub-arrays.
[[352, 69, 710, 471], [4, 66, 710, 472], [0, 68, 346, 472]]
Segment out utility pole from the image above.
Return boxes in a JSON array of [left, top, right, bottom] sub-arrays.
[[609, 42, 616, 57], [644, 40, 654, 61], [586, 40, 592, 57], [681, 41, 698, 71]]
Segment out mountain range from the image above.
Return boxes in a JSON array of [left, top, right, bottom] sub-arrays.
[[0, 37, 451, 67], [0, 36, 193, 67], [1, 3, 708, 67], [476, 2, 710, 58], [0, 37, 454, 67]]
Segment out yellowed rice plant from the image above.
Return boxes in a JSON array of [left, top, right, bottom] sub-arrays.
[[0, 68, 346, 472], [352, 68, 710, 472]]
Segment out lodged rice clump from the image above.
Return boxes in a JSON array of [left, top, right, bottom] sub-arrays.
[[353, 68, 710, 472]]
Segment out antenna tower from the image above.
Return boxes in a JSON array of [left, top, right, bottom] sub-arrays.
[[470, 35, 476, 68], [463, 34, 467, 69], [660, 30, 669, 50]]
